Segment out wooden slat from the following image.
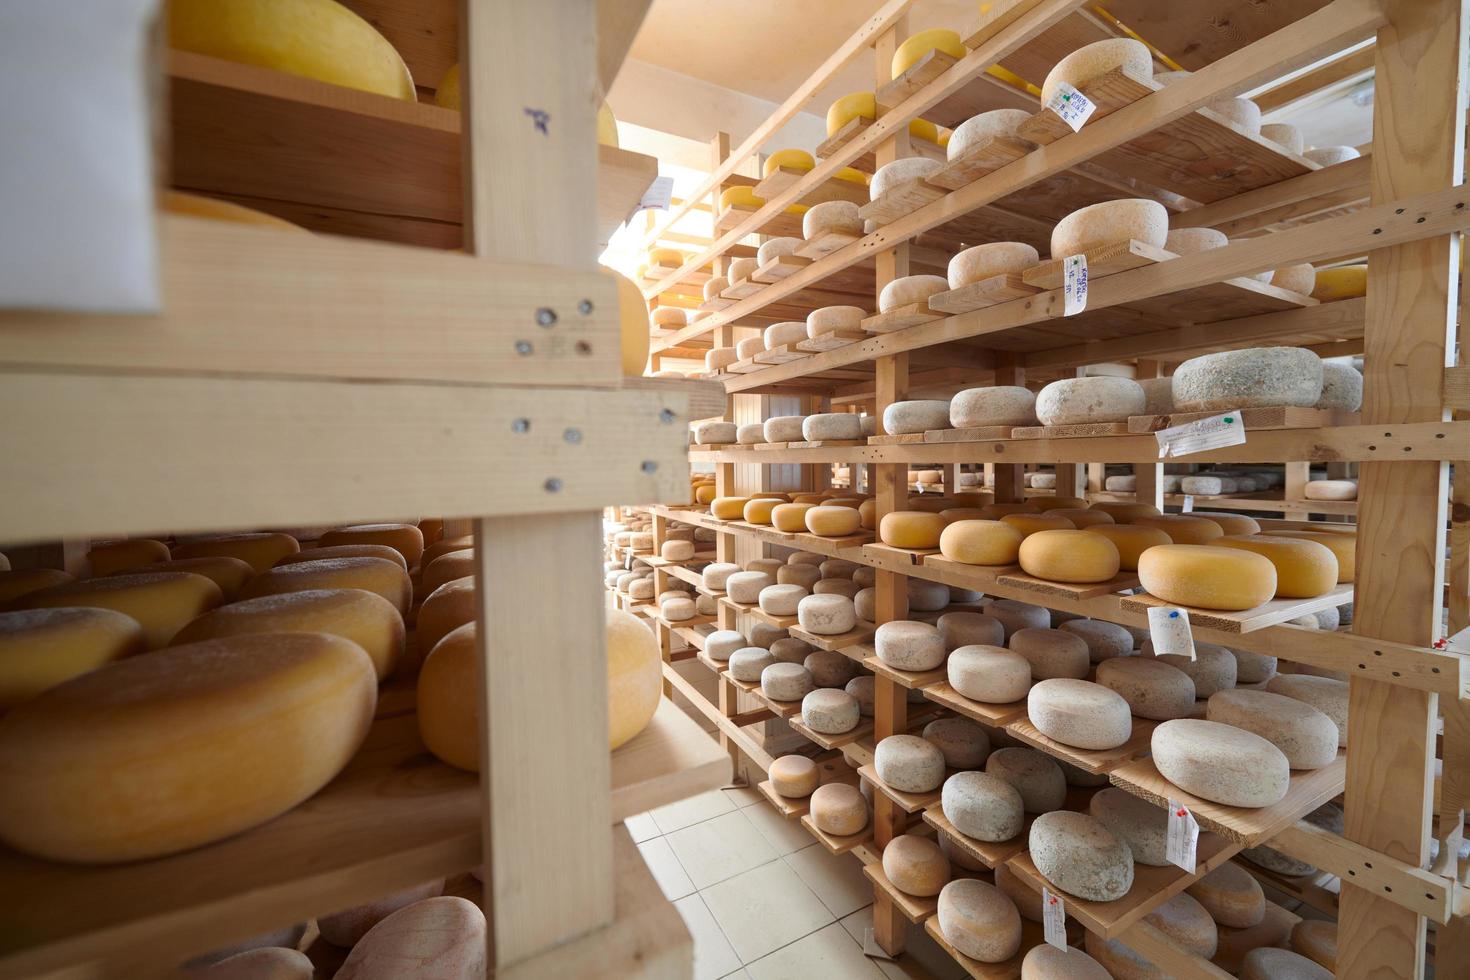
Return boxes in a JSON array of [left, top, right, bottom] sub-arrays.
[[1121, 583, 1355, 633]]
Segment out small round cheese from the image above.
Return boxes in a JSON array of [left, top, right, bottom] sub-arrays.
[[1271, 263, 1317, 295], [772, 503, 816, 532], [947, 241, 1038, 288], [1241, 948, 1332, 980], [1261, 122, 1305, 153], [651, 307, 687, 329], [1030, 473, 1057, 489], [1036, 377, 1146, 425], [871, 158, 943, 199], [728, 256, 757, 282], [173, 532, 300, 573], [1214, 534, 1337, 598], [875, 620, 944, 671], [1316, 362, 1363, 411], [725, 571, 774, 604], [1009, 628, 1089, 681], [875, 734, 945, 793], [1080, 524, 1168, 573], [1267, 674, 1348, 746], [1021, 944, 1111, 979], [1312, 264, 1367, 301], [1029, 810, 1134, 902], [949, 645, 1031, 703], [804, 650, 854, 687], [322, 523, 424, 569], [1146, 892, 1219, 958], [798, 594, 857, 634], [923, 717, 990, 769], [986, 747, 1065, 813], [0, 608, 146, 709], [1304, 478, 1358, 501], [939, 520, 1024, 567], [762, 320, 807, 351], [771, 636, 812, 664], [807, 304, 866, 336], [335, 896, 485, 979], [804, 200, 864, 241], [879, 274, 948, 313], [845, 675, 875, 715], [1173, 346, 1323, 412], [802, 688, 860, 733], [938, 879, 1022, 963], [1138, 544, 1277, 610], [705, 348, 738, 373], [86, 538, 169, 576], [736, 336, 765, 360], [663, 596, 697, 622], [950, 384, 1036, 427], [1042, 38, 1151, 104], [1190, 512, 1261, 536], [1265, 530, 1355, 582], [702, 563, 740, 592], [883, 834, 950, 897], [1303, 145, 1360, 166], [728, 646, 776, 682], [1143, 640, 1237, 698], [1206, 689, 1337, 769], [1050, 198, 1168, 258], [703, 275, 729, 301], [22, 571, 224, 650], [661, 540, 697, 562], [884, 400, 952, 434], [1058, 619, 1133, 662], [938, 611, 1004, 650], [943, 770, 1023, 842], [769, 755, 819, 798], [1096, 656, 1195, 720], [758, 583, 807, 616], [694, 420, 739, 444], [777, 564, 821, 590], [419, 550, 472, 595], [907, 578, 950, 612], [735, 423, 766, 447], [811, 782, 868, 835], [1187, 860, 1264, 928], [763, 415, 806, 442], [802, 413, 862, 441], [892, 27, 965, 76], [757, 237, 803, 266], [1019, 529, 1120, 583], [805, 506, 861, 536], [1152, 719, 1290, 806], [880, 511, 946, 549], [1164, 227, 1228, 255], [1029, 679, 1132, 749], [762, 662, 815, 701]]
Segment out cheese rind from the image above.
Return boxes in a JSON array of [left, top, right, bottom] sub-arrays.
[[802, 413, 862, 441], [937, 879, 1022, 963], [1205, 689, 1338, 769], [1173, 346, 1322, 412], [1041, 38, 1151, 104], [880, 511, 947, 549], [1035, 377, 1146, 425], [950, 386, 1036, 427], [1019, 529, 1119, 583], [883, 834, 950, 897], [1137, 544, 1277, 610], [1050, 198, 1167, 258], [0, 608, 147, 709], [811, 782, 868, 836], [1152, 719, 1291, 806], [770, 755, 819, 798], [871, 159, 942, 199], [242, 557, 412, 615], [86, 539, 170, 577], [173, 532, 300, 573], [334, 896, 486, 979], [875, 734, 945, 793], [1096, 656, 1195, 720], [986, 747, 1065, 814], [1028, 810, 1134, 902], [804, 202, 863, 242], [878, 274, 948, 312], [21, 571, 224, 649], [1028, 679, 1132, 750], [939, 519, 1024, 566], [947, 241, 1038, 287], [875, 620, 945, 671], [1186, 860, 1265, 928]]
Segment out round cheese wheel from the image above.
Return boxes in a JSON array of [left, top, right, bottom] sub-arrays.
[[1188, 512, 1260, 536], [884, 400, 953, 435], [1036, 376, 1146, 425], [807, 304, 865, 337], [1267, 674, 1347, 746], [0, 568, 75, 605], [804, 649, 854, 687], [1270, 262, 1317, 295], [892, 27, 965, 76], [884, 834, 950, 897], [321, 524, 424, 569], [735, 336, 764, 360], [878, 274, 948, 312], [938, 879, 1022, 963], [1164, 227, 1228, 255], [174, 532, 300, 573], [703, 630, 744, 663], [804, 201, 864, 243], [1261, 122, 1305, 154], [1029, 679, 1132, 749], [758, 583, 807, 616], [318, 880, 447, 948], [1179, 476, 1221, 495], [763, 320, 807, 351], [988, 599, 1050, 640], [1019, 529, 1120, 583], [0, 608, 146, 709], [1304, 478, 1357, 501], [1152, 718, 1290, 806], [1143, 640, 1237, 698], [922, 717, 989, 770], [1090, 501, 1160, 522], [703, 275, 729, 301], [1030, 473, 1057, 489], [728, 256, 758, 282], [87, 539, 169, 577], [949, 645, 1031, 703], [1096, 656, 1195, 720], [986, 747, 1065, 813], [705, 348, 738, 373], [1029, 810, 1134, 902], [875, 733, 945, 793], [1089, 786, 1170, 866], [904, 578, 947, 613], [1020, 944, 1111, 979], [290, 544, 410, 575], [0, 633, 374, 861], [1042, 38, 1151, 104], [242, 557, 411, 615], [1138, 544, 1277, 610], [628, 578, 654, 600], [798, 594, 857, 634], [651, 306, 687, 329], [880, 511, 946, 549], [1264, 530, 1355, 582], [763, 149, 814, 176], [1290, 920, 1337, 971], [749, 622, 787, 649], [725, 571, 774, 604], [731, 423, 764, 447], [1206, 689, 1337, 769], [417, 577, 480, 660], [695, 421, 739, 446], [938, 611, 1004, 650], [419, 550, 472, 596], [763, 416, 806, 442], [1316, 362, 1362, 411], [1312, 264, 1367, 301], [728, 646, 776, 683], [1241, 947, 1332, 980], [335, 896, 485, 979], [802, 688, 859, 733], [777, 564, 820, 590], [950, 386, 1037, 427], [871, 158, 943, 199], [802, 413, 862, 441], [947, 241, 1038, 289], [942, 770, 1023, 842], [709, 496, 748, 520], [1303, 145, 1360, 166], [826, 91, 876, 136], [1050, 199, 1168, 259], [661, 539, 697, 562], [1187, 860, 1265, 928], [1059, 619, 1134, 662], [1009, 627, 1089, 681], [1132, 514, 1224, 546], [770, 503, 816, 532], [1173, 346, 1323, 412], [701, 563, 740, 592], [756, 237, 803, 267], [805, 506, 861, 536], [663, 596, 698, 622], [770, 755, 819, 798], [845, 675, 875, 715], [939, 519, 1024, 566], [811, 782, 868, 836], [876, 620, 945, 671], [947, 107, 1033, 159], [1145, 892, 1219, 958], [22, 571, 224, 650], [745, 498, 787, 525], [1214, 534, 1337, 598]]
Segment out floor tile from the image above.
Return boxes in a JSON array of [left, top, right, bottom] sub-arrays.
[[666, 809, 780, 889], [839, 907, 962, 980], [742, 798, 819, 856], [637, 836, 696, 901], [783, 844, 875, 918], [747, 922, 889, 980], [623, 811, 661, 843], [699, 860, 836, 963], [718, 971, 752, 980], [650, 787, 737, 835], [675, 894, 742, 980], [723, 784, 765, 808]]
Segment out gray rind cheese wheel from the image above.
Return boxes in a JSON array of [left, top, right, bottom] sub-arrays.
[[764, 415, 806, 442], [951, 386, 1037, 427], [937, 879, 1023, 963], [777, 564, 820, 589], [845, 675, 875, 715], [1205, 689, 1338, 769], [985, 747, 1065, 814], [814, 579, 859, 598], [942, 771, 1024, 842], [1035, 377, 1146, 425], [1232, 648, 1278, 684], [949, 645, 1031, 703], [797, 594, 857, 635], [803, 200, 862, 241], [1028, 810, 1134, 902], [1304, 479, 1357, 500], [938, 611, 1004, 651], [878, 274, 948, 313], [1042, 37, 1151, 103], [804, 649, 855, 687], [1009, 628, 1090, 681], [1028, 678, 1133, 750], [883, 833, 950, 897], [947, 241, 1038, 288], [756, 237, 802, 266], [807, 305, 865, 337], [853, 588, 876, 623], [883, 400, 952, 434], [1172, 347, 1323, 412], [801, 413, 862, 441], [1050, 198, 1168, 258], [1186, 860, 1265, 928], [802, 688, 860, 734], [922, 717, 991, 769], [1144, 640, 1238, 698], [724, 571, 774, 603], [810, 782, 868, 836], [1315, 362, 1363, 411], [871, 158, 943, 199], [736, 423, 766, 445], [769, 755, 819, 798], [1104, 475, 1137, 492], [875, 734, 946, 793], [758, 583, 807, 616], [947, 109, 1032, 161], [1139, 376, 1174, 415], [727, 646, 775, 682], [1088, 787, 1170, 866], [988, 599, 1049, 640], [1152, 719, 1291, 807], [763, 320, 807, 350], [1267, 673, 1348, 746], [769, 636, 812, 664], [1241, 947, 1333, 980], [1180, 476, 1223, 495], [1096, 657, 1196, 720], [907, 578, 949, 612], [876, 620, 945, 671], [1059, 619, 1134, 662], [701, 563, 740, 592], [1144, 892, 1218, 958], [1243, 802, 1342, 875], [1020, 944, 1112, 979], [761, 662, 814, 701], [1030, 473, 1057, 489], [693, 421, 737, 444]]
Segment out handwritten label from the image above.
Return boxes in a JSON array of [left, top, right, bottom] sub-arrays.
[[1047, 81, 1097, 131], [1062, 254, 1088, 316], [1148, 605, 1196, 660], [1167, 800, 1200, 871], [1180, 494, 1195, 513], [634, 175, 675, 216], [1042, 887, 1068, 950], [1156, 411, 1247, 458]]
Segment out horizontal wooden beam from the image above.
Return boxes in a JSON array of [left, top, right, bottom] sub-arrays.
[[1269, 818, 1456, 922], [662, 663, 775, 771], [1171, 155, 1371, 235], [1445, 366, 1470, 411], [1253, 42, 1376, 113]]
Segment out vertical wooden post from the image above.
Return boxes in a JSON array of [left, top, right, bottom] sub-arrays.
[[1340, 1, 1465, 976], [1133, 361, 1164, 509], [992, 354, 1025, 503]]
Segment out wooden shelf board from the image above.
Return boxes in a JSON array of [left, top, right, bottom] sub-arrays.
[[858, 765, 945, 814], [796, 330, 867, 353], [862, 302, 946, 334], [993, 569, 1142, 601], [876, 48, 960, 112], [868, 432, 928, 446], [921, 806, 1028, 871], [1015, 65, 1156, 147], [726, 674, 804, 719], [926, 424, 1018, 443], [1003, 717, 1158, 775], [1108, 750, 1347, 846], [787, 621, 877, 652], [861, 542, 941, 572], [929, 274, 1040, 315], [863, 653, 949, 691], [1127, 406, 1360, 434], [1011, 421, 1133, 440], [714, 203, 806, 240], [1119, 583, 1354, 633], [929, 134, 1036, 192], [789, 716, 876, 751], [652, 612, 718, 632], [861, 178, 949, 225], [801, 814, 873, 855], [795, 231, 863, 259], [863, 863, 941, 923], [923, 681, 1029, 730], [758, 780, 811, 819], [753, 167, 869, 208], [752, 254, 815, 286], [719, 597, 798, 631]]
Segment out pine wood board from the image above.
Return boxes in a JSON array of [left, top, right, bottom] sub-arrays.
[[1004, 717, 1158, 775], [993, 569, 1142, 601], [785, 439, 868, 449], [795, 231, 863, 259], [1120, 583, 1355, 633], [720, 276, 765, 301], [862, 303, 947, 334], [789, 716, 876, 751], [801, 814, 873, 855], [922, 806, 1030, 871], [1010, 421, 1133, 440], [861, 178, 950, 226], [714, 203, 805, 239], [929, 274, 1040, 314], [1127, 406, 1361, 434], [718, 598, 796, 630], [862, 542, 940, 571], [863, 863, 942, 923], [858, 764, 947, 814], [815, 114, 947, 173], [697, 296, 734, 311], [651, 611, 717, 632], [867, 432, 928, 445], [1119, 275, 1318, 323], [919, 557, 1023, 596], [725, 674, 803, 719], [1023, 240, 1175, 290], [758, 780, 811, 819], [752, 166, 869, 208], [796, 330, 867, 352], [923, 682, 1029, 730], [926, 425, 1020, 443], [863, 654, 950, 691], [876, 48, 960, 111], [1108, 750, 1347, 846], [751, 253, 815, 284], [928, 135, 1037, 191], [788, 621, 877, 652], [694, 650, 729, 675], [754, 441, 793, 451]]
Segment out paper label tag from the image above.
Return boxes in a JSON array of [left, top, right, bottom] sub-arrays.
[[1062, 254, 1088, 316], [1156, 411, 1247, 458], [1167, 800, 1200, 871], [624, 552, 633, 571], [1148, 605, 1196, 660], [1047, 81, 1097, 131], [631, 175, 675, 220], [1180, 494, 1195, 513], [1042, 887, 1068, 950]]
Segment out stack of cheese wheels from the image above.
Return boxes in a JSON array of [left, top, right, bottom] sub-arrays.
[[1051, 198, 1168, 258], [1041, 38, 1152, 104]]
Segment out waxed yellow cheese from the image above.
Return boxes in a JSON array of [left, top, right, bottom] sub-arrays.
[[86, 539, 170, 577], [0, 569, 75, 605], [242, 557, 412, 614], [1083, 524, 1171, 571], [880, 511, 947, 549], [764, 149, 815, 175], [123, 556, 256, 600], [0, 608, 146, 709], [422, 549, 473, 595], [772, 503, 817, 532], [1000, 513, 1075, 537], [321, 524, 425, 569], [1133, 514, 1225, 545], [710, 497, 750, 520], [744, 498, 782, 525], [1312, 264, 1367, 301], [1138, 545, 1277, 610], [1216, 535, 1338, 598], [416, 577, 476, 662], [806, 506, 862, 537], [21, 572, 224, 649], [892, 29, 965, 78], [939, 520, 1024, 566], [1264, 531, 1356, 583], [827, 92, 876, 136], [174, 532, 301, 573], [1019, 530, 1120, 584]]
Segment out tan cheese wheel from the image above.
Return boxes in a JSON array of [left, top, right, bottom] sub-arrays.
[[1186, 860, 1265, 928], [1303, 145, 1359, 166], [743, 498, 781, 525], [1018, 529, 1119, 583], [807, 304, 866, 337], [938, 879, 1022, 963], [942, 770, 1023, 842], [769, 754, 819, 798], [762, 662, 813, 701], [242, 557, 411, 615], [651, 305, 686, 328], [878, 274, 948, 313], [415, 577, 477, 658], [1028, 679, 1132, 749], [758, 584, 807, 616], [950, 386, 1037, 427], [988, 599, 1049, 641], [1143, 639, 1237, 698], [1241, 947, 1332, 980], [986, 747, 1065, 813], [883, 833, 950, 897], [1164, 227, 1228, 255], [728, 256, 757, 282], [87, 538, 170, 576], [884, 399, 952, 434], [703, 275, 728, 301], [1031, 495, 1088, 512], [938, 611, 1004, 650], [947, 241, 1038, 288], [756, 237, 802, 265], [1261, 122, 1305, 153], [763, 320, 807, 350], [1267, 674, 1348, 746], [661, 539, 696, 561], [1214, 534, 1337, 598], [709, 496, 749, 520], [1028, 810, 1134, 902], [1082, 523, 1170, 571], [1096, 656, 1195, 720], [1137, 544, 1277, 610], [0, 568, 75, 605], [335, 896, 485, 980], [1316, 362, 1363, 411], [173, 532, 300, 573], [875, 733, 945, 793], [1206, 689, 1337, 769], [811, 782, 868, 836], [704, 348, 738, 373], [0, 633, 374, 861], [803, 200, 863, 241], [115, 556, 253, 602], [1271, 262, 1317, 295], [1131, 514, 1223, 546], [1264, 530, 1355, 582], [735, 423, 765, 445], [805, 506, 861, 536], [1059, 619, 1134, 662], [1189, 511, 1261, 536], [764, 415, 807, 442], [1036, 376, 1146, 425], [1312, 264, 1367, 302], [802, 688, 859, 733], [1152, 719, 1290, 807], [21, 571, 223, 649], [725, 571, 774, 604], [800, 594, 857, 635], [321, 523, 424, 568], [420, 549, 473, 595], [1041, 38, 1151, 104], [174, 588, 404, 680], [1050, 198, 1167, 259], [286, 543, 408, 571], [735, 336, 764, 360], [1001, 513, 1074, 537], [423, 535, 473, 567], [1172, 346, 1323, 412], [1290, 920, 1337, 971], [1145, 892, 1218, 958], [939, 519, 1023, 566], [802, 413, 862, 441], [880, 511, 946, 549], [1020, 944, 1111, 979], [1088, 787, 1170, 866], [949, 645, 1031, 703], [871, 158, 942, 199], [0, 608, 146, 709], [1090, 501, 1160, 522], [771, 503, 816, 532]]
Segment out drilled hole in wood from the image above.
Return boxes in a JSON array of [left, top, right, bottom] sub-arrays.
[[1393, 671, 1402, 676], [1366, 861, 1374, 868], [1369, 445, 1377, 450], [1433, 667, 1442, 673]]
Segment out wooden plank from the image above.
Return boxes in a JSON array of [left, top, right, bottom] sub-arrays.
[[924, 915, 1048, 979], [1127, 406, 1360, 434], [922, 806, 1028, 870], [862, 302, 947, 334], [789, 716, 877, 751], [788, 622, 878, 652], [863, 863, 941, 923], [994, 569, 1141, 601], [929, 274, 1040, 314], [921, 681, 1031, 730], [1023, 240, 1172, 290], [714, 202, 806, 239], [1015, 64, 1156, 145], [1116, 920, 1237, 980], [928, 135, 1036, 191], [801, 814, 874, 855], [795, 231, 864, 259], [876, 48, 960, 111], [1255, 44, 1377, 113], [861, 178, 950, 226], [1121, 583, 1355, 633], [926, 424, 1019, 443], [1096, 0, 1334, 71], [1011, 422, 1133, 439], [754, 167, 870, 209], [858, 764, 945, 813], [1005, 716, 1157, 774]]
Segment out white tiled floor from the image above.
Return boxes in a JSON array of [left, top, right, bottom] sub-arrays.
[[630, 787, 962, 980]]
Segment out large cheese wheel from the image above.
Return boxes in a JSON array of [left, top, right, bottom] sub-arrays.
[[806, 506, 861, 536], [21, 571, 224, 650], [1029, 811, 1134, 902], [943, 770, 1023, 842], [810, 782, 868, 835], [1152, 719, 1290, 807], [879, 274, 948, 312], [1041, 38, 1151, 104], [415, 578, 477, 657], [419, 549, 472, 595], [1164, 227, 1228, 256], [769, 755, 819, 798], [763, 416, 806, 443], [1138, 544, 1276, 610], [1133, 514, 1225, 545], [798, 594, 857, 634], [1144, 640, 1237, 698], [758, 583, 807, 616], [174, 532, 300, 572], [1059, 619, 1133, 662], [1088, 787, 1169, 866], [949, 645, 1030, 703], [1206, 689, 1337, 769], [1172, 347, 1323, 412], [335, 896, 486, 979], [1268, 674, 1348, 747], [1036, 377, 1146, 425], [1312, 264, 1367, 301], [807, 304, 865, 337], [1096, 656, 1195, 720], [947, 108, 1033, 160], [876, 734, 945, 793], [1028, 679, 1132, 749], [1081, 524, 1169, 572], [0, 633, 374, 861], [1010, 628, 1089, 681], [762, 150, 814, 177], [947, 241, 1038, 288], [1089, 501, 1159, 522], [880, 511, 946, 549], [884, 834, 950, 897], [826, 91, 876, 136], [1019, 529, 1119, 583], [735, 336, 764, 360], [0, 608, 146, 709], [1190, 512, 1260, 536], [988, 599, 1049, 640], [242, 557, 411, 615], [86, 539, 170, 577], [725, 571, 774, 604], [169, 0, 415, 100], [892, 27, 965, 77], [0, 568, 74, 605], [1241, 948, 1332, 980], [321, 523, 425, 568], [986, 747, 1065, 814], [939, 519, 1023, 565], [875, 620, 944, 671], [287, 543, 408, 571], [1050, 199, 1167, 258], [423, 535, 473, 567], [112, 556, 254, 602], [1290, 920, 1337, 972], [762, 662, 813, 701], [1263, 530, 1355, 582], [763, 320, 807, 350], [804, 202, 863, 242], [709, 496, 749, 520], [938, 879, 1022, 963], [771, 503, 816, 532], [871, 159, 943, 200], [174, 588, 404, 680], [802, 413, 862, 441], [937, 611, 1003, 651], [1214, 534, 1337, 598], [950, 386, 1036, 427], [1187, 860, 1264, 928], [802, 688, 859, 734], [1021, 944, 1111, 979], [1316, 362, 1362, 411], [1145, 892, 1219, 959]]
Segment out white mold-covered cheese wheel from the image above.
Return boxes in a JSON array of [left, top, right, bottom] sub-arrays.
[[1145, 640, 1237, 698], [661, 539, 696, 561], [1164, 227, 1228, 255], [923, 717, 991, 769], [805, 650, 854, 687], [943, 771, 1023, 841], [1153, 718, 1290, 806], [702, 563, 740, 592], [1206, 689, 1337, 769], [1316, 361, 1362, 411], [728, 256, 757, 282], [725, 571, 774, 603], [798, 593, 857, 635], [1028, 679, 1132, 750], [876, 620, 945, 671], [807, 304, 865, 337], [1139, 376, 1174, 415], [802, 413, 862, 441], [1020, 944, 1112, 979], [1268, 674, 1348, 746], [938, 611, 1004, 650], [705, 348, 738, 373], [1187, 860, 1265, 928], [938, 879, 1023, 963], [806, 506, 862, 537], [950, 386, 1037, 427], [757, 237, 803, 266], [764, 320, 807, 349], [651, 306, 687, 328], [693, 420, 738, 444], [1137, 543, 1277, 610], [703, 275, 729, 301], [335, 896, 485, 980], [1304, 479, 1357, 501], [1180, 476, 1222, 495], [1232, 647, 1278, 685], [1035, 376, 1146, 425], [948, 241, 1039, 288], [947, 109, 1033, 160], [1261, 122, 1305, 154], [734, 423, 765, 446], [1241, 947, 1333, 980], [1096, 656, 1195, 720], [758, 583, 807, 616], [949, 645, 1031, 703], [871, 157, 943, 199], [883, 400, 952, 434], [662, 597, 697, 622], [1009, 627, 1090, 681], [173, 531, 300, 573], [1030, 473, 1057, 489], [0, 633, 375, 862], [1173, 346, 1323, 413], [1088, 787, 1169, 866], [879, 274, 949, 312], [764, 415, 806, 442], [1304, 145, 1360, 167], [811, 782, 868, 836], [627, 578, 654, 600], [762, 662, 815, 702], [1042, 38, 1152, 104], [770, 754, 819, 798], [1058, 619, 1133, 662], [1103, 475, 1137, 492], [727, 646, 775, 683], [803, 200, 863, 241], [735, 336, 765, 360], [802, 688, 860, 733], [1028, 811, 1134, 902], [1271, 263, 1317, 295], [704, 629, 744, 661], [986, 747, 1065, 814], [883, 833, 950, 897], [875, 733, 946, 793], [988, 598, 1050, 640], [1051, 199, 1168, 259]]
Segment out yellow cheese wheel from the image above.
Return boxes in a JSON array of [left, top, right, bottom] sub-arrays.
[[940, 508, 989, 524], [173, 588, 404, 680], [1089, 501, 1161, 522], [610, 269, 651, 377], [169, 0, 416, 101], [892, 29, 966, 78], [416, 577, 477, 664], [744, 498, 782, 525], [0, 608, 147, 709], [806, 506, 862, 537], [1047, 508, 1114, 529], [909, 118, 940, 143], [434, 65, 460, 108], [161, 190, 306, 232], [649, 247, 686, 267], [834, 166, 870, 185], [1190, 512, 1261, 536], [598, 101, 620, 147], [1031, 496, 1090, 512], [21, 572, 223, 649], [764, 149, 816, 176], [750, 491, 792, 501], [242, 557, 412, 615], [1311, 264, 1367, 301], [0, 569, 75, 605], [773, 503, 817, 532], [86, 539, 170, 577], [1137, 545, 1277, 610], [939, 520, 1024, 566], [417, 622, 480, 771], [695, 485, 718, 504], [720, 186, 765, 211], [321, 524, 424, 569], [1133, 514, 1225, 545], [281, 543, 408, 571], [116, 556, 257, 601], [1019, 530, 1121, 584], [881, 511, 946, 549], [792, 493, 827, 505], [825, 497, 864, 509], [419, 518, 444, 546], [173, 532, 301, 573], [827, 92, 876, 136], [0, 633, 376, 862], [1000, 513, 1075, 537], [859, 499, 878, 529], [710, 497, 750, 520], [1265, 531, 1355, 582], [607, 607, 662, 749], [423, 535, 473, 568], [422, 549, 473, 595], [1083, 524, 1171, 571], [1215, 535, 1338, 598], [982, 502, 1039, 518]]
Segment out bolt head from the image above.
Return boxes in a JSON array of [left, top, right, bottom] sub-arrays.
[[563, 428, 582, 444], [659, 408, 676, 424], [515, 340, 533, 356], [543, 477, 563, 492], [578, 299, 594, 315], [641, 460, 658, 474], [512, 418, 531, 434], [535, 307, 557, 327]]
